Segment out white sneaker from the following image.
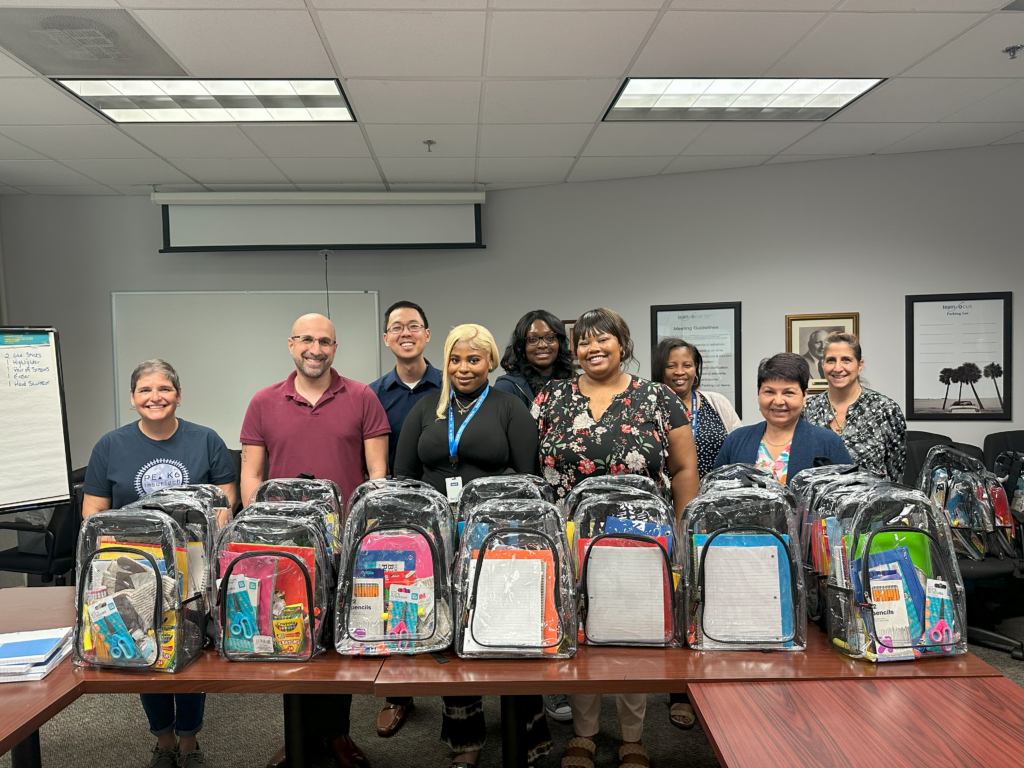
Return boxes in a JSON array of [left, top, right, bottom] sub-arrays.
[[544, 693, 572, 722]]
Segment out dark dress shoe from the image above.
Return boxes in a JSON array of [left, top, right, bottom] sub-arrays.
[[265, 746, 286, 768], [330, 735, 370, 768], [376, 700, 414, 737]]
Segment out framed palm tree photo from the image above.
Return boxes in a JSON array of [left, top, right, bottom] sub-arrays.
[[906, 292, 1012, 421]]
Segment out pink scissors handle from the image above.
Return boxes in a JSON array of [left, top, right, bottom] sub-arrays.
[[878, 635, 896, 654], [928, 618, 953, 652]]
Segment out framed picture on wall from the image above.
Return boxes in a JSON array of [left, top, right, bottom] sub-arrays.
[[906, 292, 1012, 421], [785, 313, 859, 393], [651, 302, 742, 418]]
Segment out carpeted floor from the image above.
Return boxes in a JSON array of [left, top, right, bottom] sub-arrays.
[[2, 617, 1022, 768]]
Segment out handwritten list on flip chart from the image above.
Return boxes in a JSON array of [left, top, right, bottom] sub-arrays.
[[0, 332, 71, 509]]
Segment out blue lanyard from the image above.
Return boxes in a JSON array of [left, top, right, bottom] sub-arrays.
[[448, 385, 489, 467], [689, 390, 698, 434]]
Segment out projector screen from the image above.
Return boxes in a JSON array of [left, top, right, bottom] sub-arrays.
[[162, 203, 482, 251]]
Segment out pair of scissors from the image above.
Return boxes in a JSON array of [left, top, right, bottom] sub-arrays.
[[928, 601, 954, 652], [387, 620, 410, 651], [877, 635, 896, 655], [107, 630, 138, 660], [230, 612, 255, 640]]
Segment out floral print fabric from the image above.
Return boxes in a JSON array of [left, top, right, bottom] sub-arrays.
[[803, 387, 907, 481], [756, 441, 791, 484], [532, 376, 689, 502]]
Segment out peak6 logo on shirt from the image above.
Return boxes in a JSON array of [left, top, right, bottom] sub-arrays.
[[134, 458, 190, 497]]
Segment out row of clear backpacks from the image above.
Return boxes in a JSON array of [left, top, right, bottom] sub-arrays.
[[75, 442, 1020, 672]]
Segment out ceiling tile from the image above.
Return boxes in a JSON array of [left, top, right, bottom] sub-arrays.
[[364, 124, 477, 157], [345, 80, 481, 124], [133, 10, 334, 77], [496, 0, 662, 7], [205, 184, 298, 191], [0, 160, 96, 186], [907, 15, 1024, 77], [672, 1, 837, 7], [681, 122, 817, 155], [111, 183, 206, 194], [0, 126, 154, 159], [583, 122, 708, 156], [320, 11, 485, 77], [0, 79, 105, 125], [477, 157, 574, 182], [314, 0, 485, 6], [123, 125, 265, 158], [994, 130, 1024, 145], [0, 50, 32, 77], [662, 155, 769, 173], [0, 134, 45, 160], [64, 158, 192, 185], [16, 185, 119, 195], [479, 124, 592, 157], [483, 182, 558, 190], [781, 122, 927, 154], [122, 1, 306, 7], [878, 122, 1024, 153], [379, 156, 476, 182], [632, 11, 822, 77], [769, 12, 985, 77], [167, 157, 289, 183], [832, 78, 1012, 123], [568, 155, 671, 182], [240, 125, 370, 157], [271, 157, 382, 183], [0, 184, 26, 194], [295, 183, 388, 190], [838, 0, 1005, 8], [0, 0, 118, 5], [766, 154, 854, 164], [942, 81, 1024, 122], [482, 79, 619, 124], [389, 182, 478, 190], [488, 12, 657, 77]]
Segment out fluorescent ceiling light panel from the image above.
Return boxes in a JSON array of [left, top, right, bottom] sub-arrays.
[[606, 78, 882, 121], [53, 79, 354, 123]]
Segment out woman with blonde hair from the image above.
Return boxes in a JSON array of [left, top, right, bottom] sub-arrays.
[[394, 323, 549, 767]]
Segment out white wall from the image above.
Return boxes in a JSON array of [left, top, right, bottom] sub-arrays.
[[1, 144, 1021, 467]]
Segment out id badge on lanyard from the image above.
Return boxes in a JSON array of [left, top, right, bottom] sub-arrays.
[[447, 385, 490, 503]]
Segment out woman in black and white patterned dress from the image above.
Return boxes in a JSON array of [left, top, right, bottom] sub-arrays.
[[803, 332, 906, 482]]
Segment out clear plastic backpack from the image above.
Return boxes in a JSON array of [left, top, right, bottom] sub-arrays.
[[74, 508, 204, 672], [700, 463, 774, 493], [159, 484, 232, 528], [251, 478, 344, 560], [455, 499, 576, 658], [826, 484, 967, 661], [571, 492, 683, 646], [683, 483, 806, 651], [456, 474, 550, 532], [335, 486, 455, 655], [561, 475, 662, 522], [213, 512, 330, 661], [348, 478, 443, 515], [790, 464, 857, 534], [918, 446, 993, 561]]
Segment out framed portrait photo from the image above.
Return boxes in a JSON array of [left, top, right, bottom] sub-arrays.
[[785, 313, 859, 393], [906, 292, 1012, 421], [651, 302, 742, 417]]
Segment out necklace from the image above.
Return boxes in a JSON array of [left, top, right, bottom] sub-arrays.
[[453, 394, 479, 415], [763, 436, 793, 447], [827, 385, 861, 435]]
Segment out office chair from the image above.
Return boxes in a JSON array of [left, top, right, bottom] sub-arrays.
[[959, 556, 1024, 660], [952, 442, 986, 466], [906, 430, 952, 444], [0, 469, 85, 586], [983, 431, 1024, 471], [904, 436, 953, 486]]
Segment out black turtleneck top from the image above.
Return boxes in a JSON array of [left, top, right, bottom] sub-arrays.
[[392, 384, 539, 494]]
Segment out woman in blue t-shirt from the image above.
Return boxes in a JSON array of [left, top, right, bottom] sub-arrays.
[[83, 359, 237, 768]]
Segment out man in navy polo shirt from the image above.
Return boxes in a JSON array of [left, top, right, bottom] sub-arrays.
[[367, 300, 441, 738], [369, 300, 442, 475]]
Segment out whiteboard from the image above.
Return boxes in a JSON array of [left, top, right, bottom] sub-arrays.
[[0, 328, 73, 511], [112, 291, 380, 450]]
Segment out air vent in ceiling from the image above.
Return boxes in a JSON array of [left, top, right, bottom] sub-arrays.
[[0, 9, 184, 77], [1003, 0, 1024, 10]]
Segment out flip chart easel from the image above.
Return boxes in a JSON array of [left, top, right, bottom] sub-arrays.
[[0, 327, 73, 512]]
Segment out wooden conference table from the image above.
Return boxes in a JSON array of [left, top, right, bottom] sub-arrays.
[[1, 587, 1020, 768]]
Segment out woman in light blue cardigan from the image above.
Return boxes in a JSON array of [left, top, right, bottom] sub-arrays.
[[714, 353, 851, 484]]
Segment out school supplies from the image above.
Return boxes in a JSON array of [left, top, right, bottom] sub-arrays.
[[0, 638, 72, 683], [0, 627, 72, 666]]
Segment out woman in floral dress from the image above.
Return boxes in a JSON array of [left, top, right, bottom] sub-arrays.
[[533, 308, 699, 768]]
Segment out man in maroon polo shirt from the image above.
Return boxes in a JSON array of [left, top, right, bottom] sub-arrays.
[[240, 312, 389, 768]]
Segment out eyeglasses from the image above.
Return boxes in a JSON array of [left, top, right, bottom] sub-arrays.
[[290, 335, 336, 348], [386, 322, 425, 335], [525, 334, 558, 347]]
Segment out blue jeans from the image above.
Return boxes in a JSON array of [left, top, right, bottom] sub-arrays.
[[140, 693, 206, 738]]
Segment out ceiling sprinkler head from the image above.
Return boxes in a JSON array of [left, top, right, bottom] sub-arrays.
[[1003, 44, 1024, 59], [423, 139, 436, 153]]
